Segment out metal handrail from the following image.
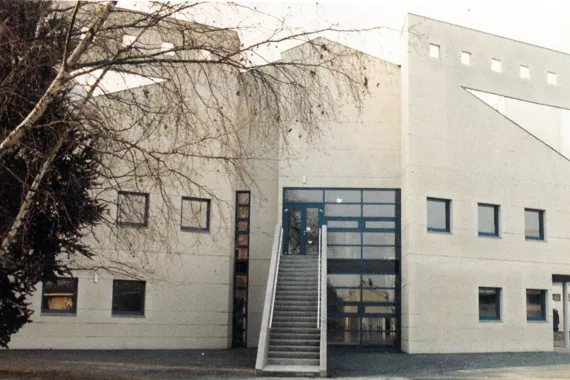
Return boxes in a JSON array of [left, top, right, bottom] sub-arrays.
[[317, 227, 322, 328], [319, 225, 328, 377], [269, 229, 283, 328]]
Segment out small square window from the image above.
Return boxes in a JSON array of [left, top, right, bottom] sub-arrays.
[[42, 278, 78, 314], [547, 72, 557, 85], [525, 208, 544, 240], [491, 58, 502, 73], [478, 203, 500, 237], [117, 191, 149, 227], [526, 289, 546, 321], [112, 280, 145, 316], [461, 51, 471, 65], [520, 65, 530, 78], [161, 42, 175, 56], [429, 44, 440, 58], [479, 287, 501, 321], [427, 197, 451, 233], [181, 197, 211, 232], [553, 293, 561, 302], [122, 34, 136, 47]]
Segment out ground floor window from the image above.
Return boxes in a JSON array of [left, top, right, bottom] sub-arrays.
[[41, 278, 78, 314], [526, 289, 546, 321], [479, 287, 501, 321], [112, 280, 145, 316], [232, 191, 250, 347]]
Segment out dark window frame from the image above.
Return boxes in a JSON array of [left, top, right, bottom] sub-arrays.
[[478, 203, 500, 237], [479, 287, 501, 321], [524, 208, 545, 241], [426, 197, 451, 233], [41, 277, 78, 315], [526, 289, 547, 321], [180, 197, 211, 232], [116, 191, 150, 228], [112, 279, 146, 317]]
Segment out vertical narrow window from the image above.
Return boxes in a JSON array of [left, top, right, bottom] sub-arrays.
[[520, 65, 530, 78], [547, 72, 557, 85], [526, 289, 546, 321], [41, 278, 78, 314], [491, 58, 502, 73], [232, 191, 250, 347], [478, 203, 500, 237], [429, 44, 440, 59], [426, 197, 451, 232], [117, 191, 149, 227], [524, 208, 544, 240], [112, 280, 145, 316], [479, 287, 501, 321], [181, 197, 210, 232], [461, 51, 471, 65]]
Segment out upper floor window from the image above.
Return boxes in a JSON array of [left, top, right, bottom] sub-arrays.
[[181, 197, 211, 232], [526, 289, 546, 321], [547, 72, 557, 85], [461, 51, 471, 65], [491, 58, 502, 73], [478, 203, 500, 237], [117, 191, 149, 228], [520, 65, 530, 79], [427, 197, 451, 233], [112, 280, 145, 316], [122, 34, 136, 47], [525, 208, 544, 241], [429, 44, 440, 59], [161, 42, 175, 56], [42, 278, 78, 314], [479, 287, 501, 321]]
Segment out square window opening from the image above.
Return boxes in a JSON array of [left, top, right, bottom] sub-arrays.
[[112, 280, 145, 316], [429, 44, 440, 59], [525, 208, 544, 240], [41, 278, 78, 314], [461, 51, 471, 65], [181, 197, 211, 232], [520, 65, 530, 78], [427, 197, 451, 233], [526, 289, 546, 321], [117, 191, 149, 227], [122, 34, 136, 47], [478, 203, 500, 237], [491, 58, 502, 73], [479, 287, 501, 321], [161, 42, 175, 56], [547, 72, 557, 85]]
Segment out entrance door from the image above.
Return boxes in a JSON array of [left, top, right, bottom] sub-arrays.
[[283, 205, 323, 255]]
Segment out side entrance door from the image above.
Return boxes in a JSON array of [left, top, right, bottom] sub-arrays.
[[283, 204, 323, 255]]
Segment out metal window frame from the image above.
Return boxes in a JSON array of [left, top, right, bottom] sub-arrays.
[[116, 191, 150, 228], [180, 197, 211, 232], [524, 208, 545, 241], [41, 277, 78, 315], [112, 279, 146, 316], [479, 287, 501, 321], [526, 288, 547, 321], [426, 197, 451, 233], [478, 203, 500, 237], [232, 190, 250, 347]]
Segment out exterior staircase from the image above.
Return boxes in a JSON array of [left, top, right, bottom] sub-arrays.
[[255, 225, 327, 377]]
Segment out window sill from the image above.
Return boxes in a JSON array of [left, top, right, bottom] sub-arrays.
[[427, 229, 451, 235], [478, 234, 501, 239], [112, 314, 145, 318], [527, 319, 547, 323], [40, 312, 77, 317], [479, 319, 502, 323], [180, 226, 210, 233], [525, 238, 546, 242]]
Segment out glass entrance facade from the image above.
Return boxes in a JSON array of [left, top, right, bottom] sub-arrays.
[[283, 188, 401, 348]]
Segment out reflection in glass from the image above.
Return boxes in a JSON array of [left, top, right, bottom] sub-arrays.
[[362, 274, 396, 288], [478, 204, 498, 236], [525, 209, 543, 239], [306, 208, 320, 255], [325, 190, 361, 203], [328, 246, 361, 259], [328, 232, 361, 245], [363, 204, 395, 217], [362, 289, 397, 303], [328, 274, 361, 288], [526, 289, 546, 320], [287, 208, 301, 255], [363, 246, 396, 259], [284, 189, 323, 203], [427, 198, 449, 231], [479, 287, 500, 320]]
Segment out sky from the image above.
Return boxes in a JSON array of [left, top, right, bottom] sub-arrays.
[[116, 0, 570, 65]]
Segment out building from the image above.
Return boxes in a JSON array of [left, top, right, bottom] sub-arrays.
[[10, 12, 570, 361]]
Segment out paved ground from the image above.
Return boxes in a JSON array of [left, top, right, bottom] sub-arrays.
[[3, 347, 570, 379]]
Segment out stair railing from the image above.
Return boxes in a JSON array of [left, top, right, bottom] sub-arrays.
[[255, 224, 283, 372], [319, 225, 328, 377]]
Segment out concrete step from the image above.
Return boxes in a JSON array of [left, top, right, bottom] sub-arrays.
[[273, 311, 318, 318], [271, 332, 320, 340], [272, 321, 318, 328], [275, 295, 318, 302], [266, 358, 320, 366], [268, 344, 319, 352], [273, 306, 318, 313], [272, 315, 317, 322], [271, 327, 320, 334], [270, 339, 320, 347], [268, 350, 320, 359], [277, 285, 318, 291]]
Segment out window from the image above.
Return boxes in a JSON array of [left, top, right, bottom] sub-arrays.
[[553, 293, 561, 302], [429, 44, 440, 58], [112, 280, 145, 316], [547, 71, 557, 85], [427, 197, 451, 232], [122, 34, 136, 47], [479, 287, 501, 321], [478, 203, 499, 237], [491, 58, 502, 73], [181, 197, 210, 232], [41, 278, 78, 314], [117, 191, 149, 227], [461, 51, 471, 65], [526, 289, 546, 321], [520, 65, 530, 78], [161, 42, 175, 56], [525, 208, 544, 240]]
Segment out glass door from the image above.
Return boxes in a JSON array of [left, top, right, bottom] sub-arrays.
[[283, 205, 322, 255]]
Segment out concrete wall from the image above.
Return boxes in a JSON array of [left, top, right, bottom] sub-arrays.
[[402, 14, 570, 353]]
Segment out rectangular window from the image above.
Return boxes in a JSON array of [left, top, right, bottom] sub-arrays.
[[112, 280, 145, 316], [117, 191, 149, 227], [161, 42, 175, 56], [461, 51, 471, 65], [478, 203, 499, 237], [479, 287, 501, 321], [547, 72, 557, 85], [122, 34, 136, 47], [41, 278, 78, 314], [429, 44, 440, 58], [527, 289, 546, 321], [525, 208, 544, 240], [181, 197, 210, 232], [553, 293, 561, 302], [520, 65, 530, 78], [491, 58, 502, 73], [427, 197, 451, 232]]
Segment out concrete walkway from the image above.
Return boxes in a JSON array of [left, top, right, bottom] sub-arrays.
[[2, 347, 570, 379]]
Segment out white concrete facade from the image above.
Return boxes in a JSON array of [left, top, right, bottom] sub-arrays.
[[11, 13, 570, 354]]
